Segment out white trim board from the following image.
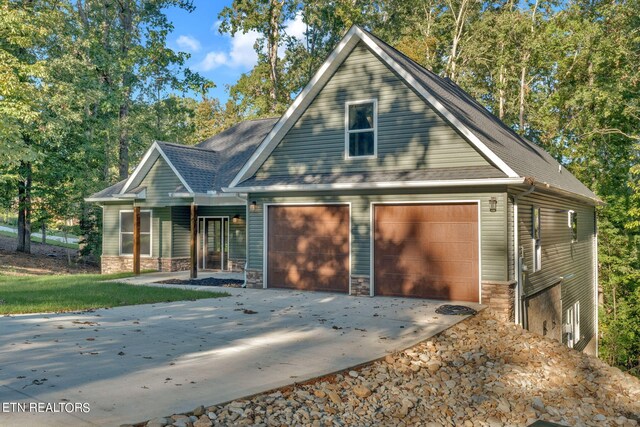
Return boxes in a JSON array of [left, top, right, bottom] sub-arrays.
[[226, 178, 525, 193], [227, 25, 519, 188]]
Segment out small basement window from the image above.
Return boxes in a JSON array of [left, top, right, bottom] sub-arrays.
[[532, 206, 541, 272], [345, 100, 377, 158], [120, 210, 152, 256], [568, 210, 578, 242]]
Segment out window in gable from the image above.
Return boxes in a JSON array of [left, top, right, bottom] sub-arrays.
[[120, 210, 152, 256], [345, 100, 377, 158]]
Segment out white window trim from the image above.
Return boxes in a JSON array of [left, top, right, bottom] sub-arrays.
[[532, 206, 541, 272], [119, 209, 153, 257], [565, 301, 581, 348], [345, 99, 378, 159], [568, 210, 578, 242]]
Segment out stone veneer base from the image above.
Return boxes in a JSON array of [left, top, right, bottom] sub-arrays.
[[481, 280, 516, 322]]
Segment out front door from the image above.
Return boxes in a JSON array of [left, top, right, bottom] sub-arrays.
[[198, 217, 229, 270]]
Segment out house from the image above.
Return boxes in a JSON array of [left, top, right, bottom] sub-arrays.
[[86, 26, 600, 354]]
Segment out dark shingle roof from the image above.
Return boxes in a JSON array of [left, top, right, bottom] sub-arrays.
[[87, 118, 278, 200], [241, 165, 506, 187], [364, 30, 597, 201], [86, 180, 127, 200], [155, 142, 218, 194], [197, 118, 279, 191]]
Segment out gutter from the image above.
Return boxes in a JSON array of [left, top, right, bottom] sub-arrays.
[[512, 185, 535, 327]]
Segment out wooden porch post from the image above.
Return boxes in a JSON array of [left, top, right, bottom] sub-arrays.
[[190, 203, 197, 279], [133, 206, 141, 275]]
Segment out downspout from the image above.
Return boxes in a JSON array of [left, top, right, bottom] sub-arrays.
[[512, 185, 535, 326]]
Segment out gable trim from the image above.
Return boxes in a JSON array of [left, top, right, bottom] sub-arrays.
[[228, 26, 520, 187], [120, 142, 194, 195], [228, 26, 363, 188], [355, 29, 519, 179]]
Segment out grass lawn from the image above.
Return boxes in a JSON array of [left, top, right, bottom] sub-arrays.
[[0, 272, 228, 314], [0, 229, 78, 250]]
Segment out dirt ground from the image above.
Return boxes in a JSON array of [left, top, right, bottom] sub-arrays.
[[0, 235, 99, 276]]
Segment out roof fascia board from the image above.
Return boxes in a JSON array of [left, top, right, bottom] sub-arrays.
[[355, 29, 520, 179], [224, 177, 525, 193], [121, 142, 194, 195], [228, 26, 362, 188]]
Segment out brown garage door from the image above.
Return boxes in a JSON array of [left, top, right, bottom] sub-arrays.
[[267, 205, 349, 293], [374, 203, 479, 301]]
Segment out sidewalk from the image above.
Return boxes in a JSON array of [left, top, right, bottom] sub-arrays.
[[0, 225, 79, 244]]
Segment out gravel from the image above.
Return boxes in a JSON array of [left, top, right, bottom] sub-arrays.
[[142, 310, 640, 427]]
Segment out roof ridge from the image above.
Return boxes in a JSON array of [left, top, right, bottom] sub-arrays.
[[363, 29, 555, 163], [156, 141, 218, 153]]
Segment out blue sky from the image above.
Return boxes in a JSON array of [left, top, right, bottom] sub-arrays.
[[164, 0, 306, 102]]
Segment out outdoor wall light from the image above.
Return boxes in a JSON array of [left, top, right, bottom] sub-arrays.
[[489, 197, 498, 212], [250, 201, 257, 212], [232, 214, 241, 224]]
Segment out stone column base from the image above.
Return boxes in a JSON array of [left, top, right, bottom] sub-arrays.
[[481, 280, 516, 322], [228, 258, 247, 273], [350, 275, 371, 296], [245, 269, 263, 289], [159, 257, 191, 272], [101, 256, 160, 274]]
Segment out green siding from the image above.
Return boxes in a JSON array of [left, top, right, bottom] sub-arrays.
[[515, 190, 596, 351], [247, 188, 508, 282], [137, 157, 185, 206], [254, 42, 495, 179], [102, 204, 169, 258], [171, 206, 191, 258], [171, 205, 247, 261]]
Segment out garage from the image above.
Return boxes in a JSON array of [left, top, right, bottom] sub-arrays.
[[373, 203, 479, 301], [267, 205, 350, 292]]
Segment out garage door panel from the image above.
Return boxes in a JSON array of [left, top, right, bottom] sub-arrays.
[[374, 203, 479, 302], [268, 205, 349, 293]]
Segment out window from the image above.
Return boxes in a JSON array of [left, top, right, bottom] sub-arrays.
[[568, 210, 578, 242], [120, 210, 151, 256], [532, 206, 541, 272], [345, 100, 377, 158], [565, 301, 581, 348]]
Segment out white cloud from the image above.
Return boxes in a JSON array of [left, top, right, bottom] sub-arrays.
[[284, 12, 306, 40], [278, 12, 306, 58], [196, 30, 260, 71], [198, 51, 229, 71], [176, 35, 201, 52], [228, 30, 260, 68]]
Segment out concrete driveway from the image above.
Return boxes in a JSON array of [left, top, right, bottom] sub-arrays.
[[0, 285, 480, 426]]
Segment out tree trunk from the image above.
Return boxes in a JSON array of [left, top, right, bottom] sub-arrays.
[[118, 0, 133, 180], [41, 221, 46, 244], [519, 54, 528, 131], [118, 98, 130, 179], [267, 0, 283, 111], [17, 162, 32, 254]]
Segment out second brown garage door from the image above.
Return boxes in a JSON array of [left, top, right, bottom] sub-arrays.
[[267, 205, 349, 293], [374, 203, 479, 301]]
